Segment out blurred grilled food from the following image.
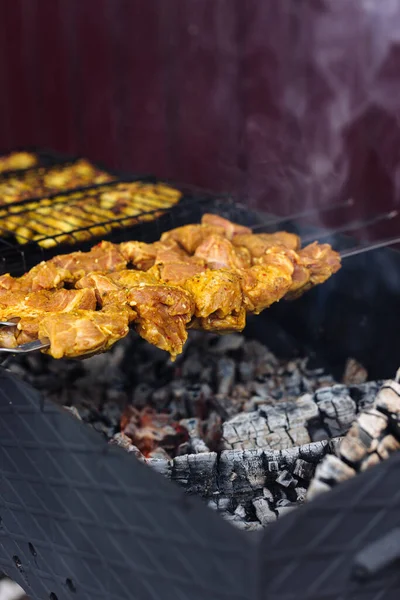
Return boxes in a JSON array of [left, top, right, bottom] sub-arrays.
[[0, 151, 38, 173], [0, 158, 114, 206]]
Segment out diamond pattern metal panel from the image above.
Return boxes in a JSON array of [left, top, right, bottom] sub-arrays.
[[0, 368, 256, 600], [258, 451, 400, 600], [1, 361, 399, 600]]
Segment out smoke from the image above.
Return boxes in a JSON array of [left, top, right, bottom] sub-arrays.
[[245, 0, 400, 218]]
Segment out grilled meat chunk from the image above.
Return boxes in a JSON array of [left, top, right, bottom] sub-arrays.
[[183, 270, 243, 319], [0, 288, 97, 346], [0, 262, 73, 293], [195, 235, 251, 270], [285, 242, 341, 300], [127, 285, 194, 359], [119, 240, 160, 270], [241, 261, 294, 314], [38, 306, 134, 359], [160, 224, 227, 254], [201, 213, 252, 238], [232, 232, 300, 256], [49, 241, 126, 281]]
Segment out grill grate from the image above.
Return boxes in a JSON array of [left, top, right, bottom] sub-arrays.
[[0, 179, 252, 276]]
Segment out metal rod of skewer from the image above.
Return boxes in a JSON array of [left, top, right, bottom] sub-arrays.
[[341, 235, 400, 259], [302, 210, 399, 244], [251, 197, 354, 231]]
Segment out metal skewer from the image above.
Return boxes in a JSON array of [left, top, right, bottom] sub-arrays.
[[302, 210, 399, 244], [340, 234, 400, 259], [251, 198, 354, 231], [0, 339, 50, 353]]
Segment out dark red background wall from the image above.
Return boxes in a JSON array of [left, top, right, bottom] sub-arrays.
[[0, 0, 399, 237]]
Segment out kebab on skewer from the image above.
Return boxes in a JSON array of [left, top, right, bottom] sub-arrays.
[[0, 214, 341, 359]]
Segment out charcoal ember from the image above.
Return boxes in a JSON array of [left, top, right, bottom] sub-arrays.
[[276, 470, 297, 488], [243, 395, 273, 412], [221, 513, 263, 532], [295, 487, 307, 502], [207, 497, 230, 512], [151, 385, 171, 410], [148, 447, 171, 460], [217, 357, 236, 396], [315, 386, 357, 437], [342, 358, 368, 385], [375, 381, 400, 415], [180, 418, 209, 454], [234, 504, 246, 519], [293, 458, 315, 480], [357, 409, 388, 442], [132, 383, 154, 407], [184, 383, 210, 418], [252, 497, 277, 525], [277, 360, 303, 391], [212, 394, 240, 420], [275, 505, 298, 518], [339, 423, 371, 466], [106, 389, 129, 407], [311, 454, 356, 487], [231, 383, 251, 402], [101, 401, 124, 429], [181, 351, 203, 379], [376, 434, 400, 460], [262, 487, 274, 502], [243, 339, 277, 364], [110, 433, 144, 459], [307, 479, 332, 499], [238, 361, 255, 383], [249, 380, 274, 400], [64, 406, 82, 420], [176, 442, 191, 455], [69, 403, 92, 421], [209, 333, 244, 354], [359, 452, 381, 471], [308, 374, 400, 502], [222, 395, 318, 451], [204, 410, 222, 449], [199, 364, 213, 384], [276, 498, 294, 508], [91, 421, 116, 439], [121, 406, 189, 457]]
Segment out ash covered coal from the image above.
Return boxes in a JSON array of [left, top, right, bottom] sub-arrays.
[[4, 330, 378, 530]]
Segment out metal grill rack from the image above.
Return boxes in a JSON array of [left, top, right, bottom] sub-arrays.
[[0, 158, 116, 208], [0, 176, 253, 276]]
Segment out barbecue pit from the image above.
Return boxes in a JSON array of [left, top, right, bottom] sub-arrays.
[[0, 190, 399, 600]]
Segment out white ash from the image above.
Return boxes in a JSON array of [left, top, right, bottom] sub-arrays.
[[307, 373, 400, 501], [3, 329, 376, 530]]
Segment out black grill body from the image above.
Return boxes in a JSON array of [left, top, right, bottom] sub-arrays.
[[0, 201, 399, 600]]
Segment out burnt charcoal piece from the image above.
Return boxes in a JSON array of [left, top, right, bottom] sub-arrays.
[[308, 374, 400, 500]]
